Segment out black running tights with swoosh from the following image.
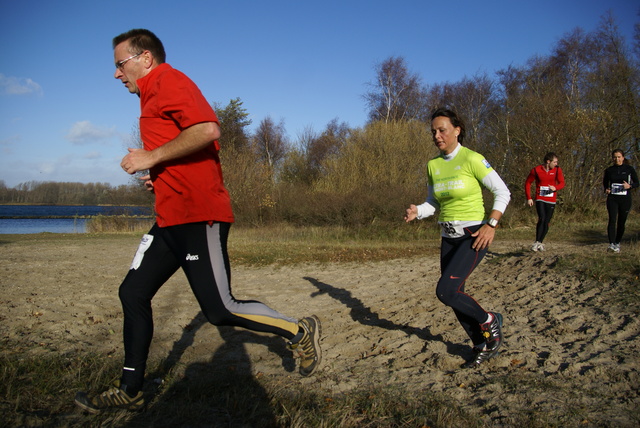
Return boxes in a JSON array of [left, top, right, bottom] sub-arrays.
[[117, 222, 299, 392], [435, 225, 489, 346]]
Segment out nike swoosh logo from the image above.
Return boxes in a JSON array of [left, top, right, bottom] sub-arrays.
[[450, 275, 460, 279]]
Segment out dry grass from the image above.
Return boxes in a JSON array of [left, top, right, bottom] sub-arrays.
[[85, 215, 154, 234]]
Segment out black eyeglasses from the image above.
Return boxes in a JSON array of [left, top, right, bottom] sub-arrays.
[[115, 52, 144, 70]]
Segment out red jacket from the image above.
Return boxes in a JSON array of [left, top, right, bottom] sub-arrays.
[[137, 63, 234, 227], [525, 165, 565, 204]]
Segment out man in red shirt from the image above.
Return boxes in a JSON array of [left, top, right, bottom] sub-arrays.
[[75, 29, 321, 414], [524, 152, 565, 251]]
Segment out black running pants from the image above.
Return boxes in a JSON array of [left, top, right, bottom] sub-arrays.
[[118, 222, 299, 391], [436, 225, 489, 346]]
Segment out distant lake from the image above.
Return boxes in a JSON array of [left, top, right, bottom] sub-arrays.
[[0, 205, 153, 234]]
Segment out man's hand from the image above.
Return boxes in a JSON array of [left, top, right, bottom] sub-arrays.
[[120, 122, 220, 175], [138, 174, 154, 192], [121, 148, 157, 175]]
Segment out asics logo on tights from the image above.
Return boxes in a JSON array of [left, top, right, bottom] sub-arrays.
[[186, 253, 199, 261]]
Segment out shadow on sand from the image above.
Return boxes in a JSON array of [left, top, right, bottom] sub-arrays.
[[122, 311, 293, 427], [302, 276, 470, 360]]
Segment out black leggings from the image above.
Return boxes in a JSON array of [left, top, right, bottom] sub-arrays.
[[606, 195, 632, 244], [436, 225, 489, 346], [118, 222, 299, 391], [535, 201, 556, 242]]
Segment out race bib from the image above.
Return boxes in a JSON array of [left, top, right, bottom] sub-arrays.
[[130, 234, 154, 270], [439, 221, 465, 238], [610, 183, 627, 196], [539, 186, 554, 197]]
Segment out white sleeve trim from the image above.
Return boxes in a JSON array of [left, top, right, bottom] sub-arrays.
[[482, 170, 511, 214], [416, 184, 439, 219]]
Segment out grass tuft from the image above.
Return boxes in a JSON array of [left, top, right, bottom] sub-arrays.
[[85, 215, 154, 234]]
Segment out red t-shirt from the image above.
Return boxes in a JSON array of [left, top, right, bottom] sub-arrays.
[[524, 164, 565, 204], [137, 63, 234, 226]]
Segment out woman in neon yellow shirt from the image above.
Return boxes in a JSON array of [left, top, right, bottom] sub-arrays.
[[405, 108, 511, 368]]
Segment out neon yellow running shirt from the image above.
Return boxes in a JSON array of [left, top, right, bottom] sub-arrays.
[[428, 145, 494, 222]]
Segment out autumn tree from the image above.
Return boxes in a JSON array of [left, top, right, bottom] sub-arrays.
[[280, 119, 350, 186], [490, 12, 640, 204]]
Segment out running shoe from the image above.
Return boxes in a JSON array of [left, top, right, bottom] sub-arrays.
[[288, 315, 322, 376], [480, 312, 503, 352], [462, 346, 500, 369], [613, 243, 621, 253], [531, 242, 540, 252], [74, 380, 144, 414], [607, 243, 617, 252], [538, 242, 545, 252]]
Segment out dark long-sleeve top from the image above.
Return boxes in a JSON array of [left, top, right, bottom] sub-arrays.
[[603, 164, 639, 197]]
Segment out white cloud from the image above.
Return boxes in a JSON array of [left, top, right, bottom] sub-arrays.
[[0, 73, 43, 95], [38, 155, 73, 175], [66, 121, 117, 145]]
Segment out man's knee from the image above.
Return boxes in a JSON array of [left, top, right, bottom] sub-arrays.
[[118, 281, 151, 307], [200, 308, 233, 326]]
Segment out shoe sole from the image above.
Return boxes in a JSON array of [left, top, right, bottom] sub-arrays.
[[300, 315, 322, 376], [462, 349, 501, 369], [74, 391, 102, 414], [74, 390, 144, 414]]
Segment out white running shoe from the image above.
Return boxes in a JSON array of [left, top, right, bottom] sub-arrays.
[[613, 243, 620, 253], [531, 242, 540, 252], [538, 242, 545, 251]]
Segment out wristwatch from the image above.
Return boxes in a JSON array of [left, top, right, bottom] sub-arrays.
[[487, 218, 499, 228]]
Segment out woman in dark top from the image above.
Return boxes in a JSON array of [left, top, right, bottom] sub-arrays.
[[602, 149, 638, 253]]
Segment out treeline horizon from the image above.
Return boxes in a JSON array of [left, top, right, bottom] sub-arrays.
[[0, 180, 153, 207], [2, 12, 638, 227]]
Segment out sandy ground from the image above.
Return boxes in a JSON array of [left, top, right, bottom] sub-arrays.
[[1, 234, 639, 426]]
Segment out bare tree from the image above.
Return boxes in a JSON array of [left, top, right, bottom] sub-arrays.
[[251, 116, 288, 169], [364, 56, 428, 123], [424, 74, 497, 152], [308, 118, 350, 173], [280, 126, 318, 186]]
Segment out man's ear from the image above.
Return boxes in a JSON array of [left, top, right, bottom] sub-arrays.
[[141, 50, 154, 70]]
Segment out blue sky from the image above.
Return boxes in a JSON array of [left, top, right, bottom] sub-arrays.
[[1, 0, 638, 188]]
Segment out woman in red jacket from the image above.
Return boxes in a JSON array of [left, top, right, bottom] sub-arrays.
[[525, 152, 565, 251]]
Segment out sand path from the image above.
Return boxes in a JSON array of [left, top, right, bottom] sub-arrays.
[[1, 236, 638, 426]]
